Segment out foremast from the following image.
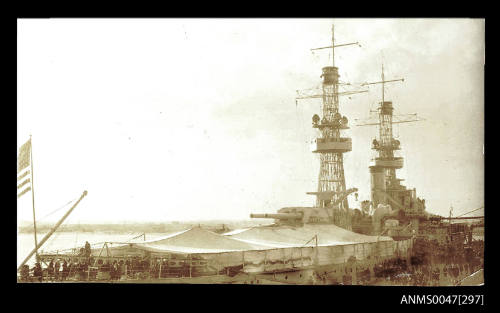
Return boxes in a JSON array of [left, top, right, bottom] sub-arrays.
[[300, 25, 363, 229]]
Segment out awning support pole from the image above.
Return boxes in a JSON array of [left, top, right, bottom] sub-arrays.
[[159, 258, 162, 279], [189, 255, 192, 278]]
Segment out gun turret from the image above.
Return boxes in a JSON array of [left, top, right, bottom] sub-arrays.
[[250, 201, 360, 227], [250, 212, 304, 226]]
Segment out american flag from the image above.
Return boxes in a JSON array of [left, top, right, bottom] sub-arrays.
[[17, 138, 32, 199]]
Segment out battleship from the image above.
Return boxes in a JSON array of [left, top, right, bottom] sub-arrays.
[[17, 24, 484, 285]]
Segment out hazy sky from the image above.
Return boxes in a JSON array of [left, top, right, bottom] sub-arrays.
[[17, 18, 484, 224]]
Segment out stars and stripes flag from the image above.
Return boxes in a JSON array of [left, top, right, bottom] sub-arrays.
[[17, 138, 32, 199]]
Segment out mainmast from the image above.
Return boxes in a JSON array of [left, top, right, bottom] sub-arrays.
[[331, 24, 335, 68], [356, 62, 424, 229], [381, 63, 385, 103]]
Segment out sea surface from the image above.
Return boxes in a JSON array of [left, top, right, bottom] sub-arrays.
[[17, 231, 168, 268]]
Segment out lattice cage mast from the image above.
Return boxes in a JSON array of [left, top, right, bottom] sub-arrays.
[[357, 63, 423, 211], [316, 67, 349, 210], [297, 25, 363, 229]]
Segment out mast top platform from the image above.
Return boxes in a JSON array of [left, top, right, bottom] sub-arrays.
[[379, 101, 394, 114], [320, 66, 339, 85]]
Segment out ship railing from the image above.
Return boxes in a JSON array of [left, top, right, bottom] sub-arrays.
[[19, 258, 227, 282]]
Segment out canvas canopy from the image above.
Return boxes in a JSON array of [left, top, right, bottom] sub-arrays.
[[96, 227, 266, 257], [131, 227, 266, 253], [95, 224, 394, 257], [223, 224, 393, 248], [83, 225, 411, 273]]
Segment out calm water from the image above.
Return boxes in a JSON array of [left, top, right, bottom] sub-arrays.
[[17, 231, 168, 268]]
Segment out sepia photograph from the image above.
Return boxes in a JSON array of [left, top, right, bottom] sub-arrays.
[[17, 18, 484, 286]]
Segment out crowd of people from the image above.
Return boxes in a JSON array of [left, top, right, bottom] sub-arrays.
[[19, 241, 93, 282], [19, 259, 91, 282], [19, 254, 215, 282], [309, 252, 484, 286], [369, 255, 484, 286], [18, 238, 195, 282]]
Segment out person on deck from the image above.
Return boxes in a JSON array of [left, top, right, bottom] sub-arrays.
[[112, 261, 119, 280], [125, 259, 131, 277], [84, 241, 91, 258], [119, 260, 125, 280], [33, 262, 43, 282], [20, 264, 30, 282], [68, 261, 75, 278], [61, 260, 68, 281], [54, 259, 61, 281], [108, 261, 113, 280], [47, 260, 54, 281], [103, 261, 111, 280], [79, 262, 88, 281]]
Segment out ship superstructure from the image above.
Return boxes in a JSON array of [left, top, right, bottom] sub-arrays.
[[355, 64, 425, 236]]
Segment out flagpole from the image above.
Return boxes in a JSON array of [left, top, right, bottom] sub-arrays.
[[29, 135, 39, 261]]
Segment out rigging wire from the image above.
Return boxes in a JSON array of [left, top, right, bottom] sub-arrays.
[[38, 197, 78, 222], [124, 233, 146, 243], [42, 226, 62, 253], [34, 197, 78, 254], [455, 206, 484, 218], [295, 97, 315, 185]]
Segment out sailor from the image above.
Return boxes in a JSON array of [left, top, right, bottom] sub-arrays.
[[131, 258, 138, 277], [62, 260, 69, 281], [54, 259, 61, 281], [161, 260, 167, 278], [74, 261, 81, 279], [182, 259, 189, 277], [68, 261, 75, 278], [20, 264, 30, 282], [108, 261, 114, 280], [112, 261, 119, 280], [85, 241, 91, 258], [125, 259, 131, 277], [80, 261, 86, 279], [33, 262, 43, 282], [119, 260, 125, 280], [47, 259, 54, 281]]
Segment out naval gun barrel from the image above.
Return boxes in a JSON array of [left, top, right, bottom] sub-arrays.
[[250, 213, 303, 219]]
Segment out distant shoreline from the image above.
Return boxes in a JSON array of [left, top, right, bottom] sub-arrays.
[[17, 220, 264, 234]]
